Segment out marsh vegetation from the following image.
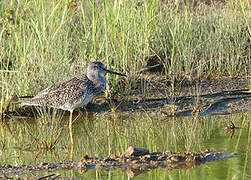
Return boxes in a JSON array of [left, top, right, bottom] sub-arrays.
[[0, 0, 250, 179]]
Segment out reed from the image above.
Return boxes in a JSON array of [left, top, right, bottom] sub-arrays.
[[0, 0, 249, 103]]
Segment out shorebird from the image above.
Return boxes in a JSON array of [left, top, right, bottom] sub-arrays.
[[20, 61, 126, 159]]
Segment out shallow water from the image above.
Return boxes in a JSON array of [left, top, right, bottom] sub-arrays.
[[0, 110, 250, 179]]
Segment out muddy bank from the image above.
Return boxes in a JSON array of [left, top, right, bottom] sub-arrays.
[[87, 88, 250, 118], [3, 77, 250, 119], [6, 89, 250, 120], [121, 76, 249, 98], [0, 146, 239, 179]]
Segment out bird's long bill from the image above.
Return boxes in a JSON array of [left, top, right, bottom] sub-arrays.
[[105, 69, 127, 77]]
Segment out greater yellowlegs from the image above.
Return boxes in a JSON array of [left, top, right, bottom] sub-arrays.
[[20, 62, 126, 159]]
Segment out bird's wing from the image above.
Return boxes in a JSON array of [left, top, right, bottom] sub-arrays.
[[23, 74, 91, 107]]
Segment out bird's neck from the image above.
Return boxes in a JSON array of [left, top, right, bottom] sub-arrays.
[[87, 73, 106, 86]]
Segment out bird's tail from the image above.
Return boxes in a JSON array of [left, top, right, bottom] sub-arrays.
[[19, 99, 39, 106]]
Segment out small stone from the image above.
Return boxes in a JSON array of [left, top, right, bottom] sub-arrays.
[[95, 164, 103, 170], [81, 155, 89, 161], [157, 155, 167, 161], [109, 154, 117, 159], [122, 146, 149, 157], [165, 150, 172, 155], [170, 156, 179, 162]]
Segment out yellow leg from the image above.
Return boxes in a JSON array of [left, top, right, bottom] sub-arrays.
[[69, 110, 74, 161]]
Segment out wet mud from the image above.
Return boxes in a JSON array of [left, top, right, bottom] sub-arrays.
[[7, 88, 250, 120], [3, 77, 250, 119], [86, 89, 250, 118], [0, 146, 239, 179]]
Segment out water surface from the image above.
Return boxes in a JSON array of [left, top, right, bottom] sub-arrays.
[[0, 111, 250, 179]]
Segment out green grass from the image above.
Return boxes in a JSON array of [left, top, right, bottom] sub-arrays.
[[0, 0, 250, 106]]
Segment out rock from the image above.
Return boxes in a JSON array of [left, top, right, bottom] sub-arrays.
[[122, 146, 149, 157]]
